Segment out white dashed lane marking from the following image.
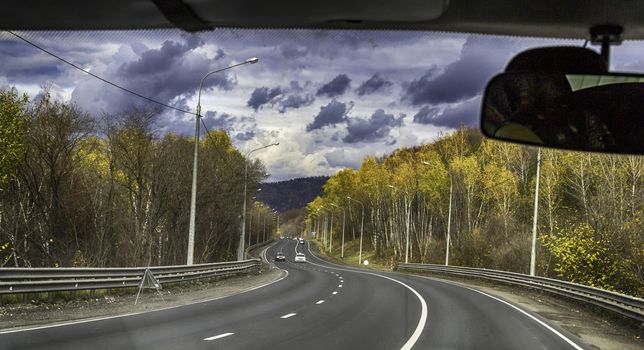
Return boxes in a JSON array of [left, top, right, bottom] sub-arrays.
[[280, 313, 297, 319], [332, 291, 338, 295], [338, 284, 343, 288], [204, 332, 234, 341], [316, 300, 325, 304]]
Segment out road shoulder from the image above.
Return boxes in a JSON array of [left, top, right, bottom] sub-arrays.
[[0, 265, 285, 331]]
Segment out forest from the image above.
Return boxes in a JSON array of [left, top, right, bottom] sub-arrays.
[[258, 176, 328, 212], [306, 126, 643, 296], [0, 88, 274, 268]]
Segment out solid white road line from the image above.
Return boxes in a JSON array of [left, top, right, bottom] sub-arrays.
[[280, 313, 297, 319], [467, 288, 584, 350], [204, 332, 234, 341], [316, 300, 325, 304], [304, 242, 428, 350]]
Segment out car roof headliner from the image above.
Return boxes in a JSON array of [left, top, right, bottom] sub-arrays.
[[3, 0, 644, 40]]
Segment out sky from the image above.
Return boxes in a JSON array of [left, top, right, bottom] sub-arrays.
[[1, 29, 643, 181]]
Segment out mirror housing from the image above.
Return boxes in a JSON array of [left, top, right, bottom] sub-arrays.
[[481, 72, 644, 154]]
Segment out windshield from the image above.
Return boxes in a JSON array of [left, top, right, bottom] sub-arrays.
[[0, 29, 641, 350]]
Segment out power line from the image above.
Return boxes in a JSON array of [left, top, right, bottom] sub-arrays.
[[201, 118, 212, 136], [7, 30, 195, 116]]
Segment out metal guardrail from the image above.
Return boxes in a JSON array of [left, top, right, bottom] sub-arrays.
[[397, 263, 644, 323], [245, 239, 274, 258], [0, 259, 261, 295]]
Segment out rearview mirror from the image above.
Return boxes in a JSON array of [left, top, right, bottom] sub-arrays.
[[481, 72, 644, 154]]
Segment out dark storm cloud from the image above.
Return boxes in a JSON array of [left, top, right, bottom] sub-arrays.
[[433, 97, 481, 128], [356, 74, 393, 96], [403, 36, 514, 105], [280, 45, 308, 59], [0, 39, 41, 57], [119, 37, 230, 95], [0, 39, 67, 83], [412, 97, 481, 128], [202, 111, 257, 141], [343, 109, 404, 144], [412, 106, 441, 124], [247, 86, 283, 111], [316, 74, 351, 98], [120, 35, 204, 76], [214, 48, 226, 60], [70, 35, 237, 115], [306, 99, 351, 131], [236, 130, 256, 141], [203, 111, 236, 130], [278, 94, 315, 113]]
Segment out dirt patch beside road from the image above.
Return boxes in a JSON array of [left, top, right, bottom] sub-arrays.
[[0, 264, 285, 331]]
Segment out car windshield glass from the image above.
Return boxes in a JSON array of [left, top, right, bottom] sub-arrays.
[[0, 28, 641, 349]]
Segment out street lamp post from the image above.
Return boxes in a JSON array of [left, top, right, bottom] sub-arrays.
[[248, 198, 256, 248], [276, 212, 280, 237], [256, 205, 261, 245], [423, 160, 452, 266], [263, 210, 267, 242], [329, 210, 334, 252], [315, 209, 320, 240], [331, 203, 345, 259], [445, 176, 453, 266], [530, 148, 541, 276], [187, 57, 258, 265], [388, 185, 412, 264], [238, 142, 279, 261], [347, 196, 365, 265], [318, 206, 332, 251]]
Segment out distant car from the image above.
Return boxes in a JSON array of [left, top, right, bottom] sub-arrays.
[[275, 252, 286, 261], [299, 238, 304, 244], [294, 253, 306, 263]]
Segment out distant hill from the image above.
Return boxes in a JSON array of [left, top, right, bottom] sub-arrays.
[[258, 176, 329, 212]]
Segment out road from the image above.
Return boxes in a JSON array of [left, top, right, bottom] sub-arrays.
[[0, 239, 588, 349]]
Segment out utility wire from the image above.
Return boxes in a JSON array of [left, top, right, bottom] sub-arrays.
[[201, 118, 213, 137], [7, 30, 196, 116]]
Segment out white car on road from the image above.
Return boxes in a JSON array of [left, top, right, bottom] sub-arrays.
[[294, 253, 306, 263]]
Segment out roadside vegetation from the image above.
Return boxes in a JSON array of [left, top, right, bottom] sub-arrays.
[[306, 126, 643, 296], [0, 88, 274, 268]]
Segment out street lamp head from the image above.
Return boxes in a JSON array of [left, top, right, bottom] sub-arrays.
[[246, 57, 259, 64]]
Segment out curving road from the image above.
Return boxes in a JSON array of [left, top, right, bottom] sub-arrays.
[[0, 239, 588, 349]]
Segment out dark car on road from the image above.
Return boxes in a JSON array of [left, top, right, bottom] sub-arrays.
[[275, 252, 286, 262]]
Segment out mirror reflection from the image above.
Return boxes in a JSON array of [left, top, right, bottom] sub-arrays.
[[482, 73, 644, 154]]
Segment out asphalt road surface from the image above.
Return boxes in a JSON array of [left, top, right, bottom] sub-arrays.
[[0, 239, 588, 349]]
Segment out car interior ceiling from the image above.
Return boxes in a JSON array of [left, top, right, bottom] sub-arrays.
[[2, 1, 644, 41]]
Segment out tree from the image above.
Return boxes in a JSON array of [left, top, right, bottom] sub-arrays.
[[0, 88, 28, 191]]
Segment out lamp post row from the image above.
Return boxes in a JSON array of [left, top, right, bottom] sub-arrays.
[[238, 142, 279, 260], [315, 155, 540, 275]]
